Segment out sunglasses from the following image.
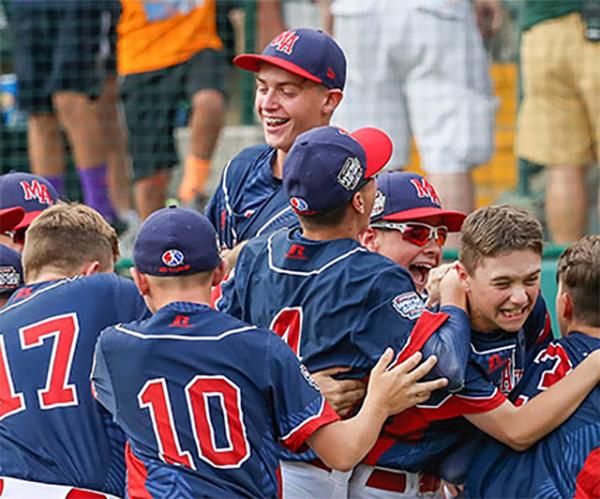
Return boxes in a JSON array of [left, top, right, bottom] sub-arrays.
[[371, 221, 449, 247]]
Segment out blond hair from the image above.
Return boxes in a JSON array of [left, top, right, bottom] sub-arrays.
[[557, 235, 600, 327], [23, 203, 119, 281], [459, 205, 543, 275]]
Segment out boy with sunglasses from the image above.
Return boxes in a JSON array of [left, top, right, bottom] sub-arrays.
[[361, 172, 465, 294], [218, 125, 472, 498]]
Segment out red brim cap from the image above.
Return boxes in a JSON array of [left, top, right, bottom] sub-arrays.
[[351, 127, 393, 178], [233, 54, 323, 85], [384, 207, 466, 232], [0, 207, 25, 232], [14, 210, 43, 231]]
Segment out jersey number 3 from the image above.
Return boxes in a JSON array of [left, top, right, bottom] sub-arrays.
[[0, 314, 79, 420], [138, 375, 250, 470]]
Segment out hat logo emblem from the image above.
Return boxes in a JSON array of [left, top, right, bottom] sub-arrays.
[[337, 157, 363, 191], [19, 180, 54, 206], [290, 196, 310, 212], [371, 190, 386, 217], [410, 178, 441, 206], [161, 249, 184, 267], [270, 30, 300, 55]]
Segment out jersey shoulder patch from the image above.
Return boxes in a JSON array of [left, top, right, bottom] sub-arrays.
[[392, 291, 424, 320]]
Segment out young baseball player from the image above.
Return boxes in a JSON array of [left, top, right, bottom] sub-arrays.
[[0, 172, 59, 251], [206, 28, 346, 253], [346, 206, 600, 498], [90, 206, 447, 498], [465, 235, 600, 498], [361, 171, 466, 294], [217, 125, 472, 497], [0, 203, 148, 497]]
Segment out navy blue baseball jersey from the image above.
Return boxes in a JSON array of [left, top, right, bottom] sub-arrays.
[[466, 331, 600, 498], [205, 145, 298, 249], [0, 274, 148, 495], [361, 294, 553, 470], [217, 227, 471, 466], [91, 302, 340, 498]]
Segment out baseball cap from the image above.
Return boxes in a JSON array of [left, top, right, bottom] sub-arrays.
[[0, 207, 25, 233], [0, 244, 23, 295], [283, 126, 393, 215], [0, 172, 59, 231], [234, 29, 346, 90], [371, 172, 466, 231], [133, 207, 221, 276]]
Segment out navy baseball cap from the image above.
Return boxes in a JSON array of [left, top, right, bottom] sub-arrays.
[[133, 207, 221, 276], [0, 244, 23, 295], [0, 207, 24, 233], [371, 172, 466, 231], [234, 29, 346, 90], [283, 126, 393, 215], [0, 172, 59, 231]]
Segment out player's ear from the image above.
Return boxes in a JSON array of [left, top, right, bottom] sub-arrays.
[[130, 267, 150, 296], [211, 260, 226, 287], [360, 226, 380, 252], [323, 89, 343, 115], [455, 262, 471, 292], [557, 289, 574, 323], [81, 261, 101, 276]]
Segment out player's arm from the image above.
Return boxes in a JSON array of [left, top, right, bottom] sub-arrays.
[[307, 350, 448, 471], [465, 349, 600, 451]]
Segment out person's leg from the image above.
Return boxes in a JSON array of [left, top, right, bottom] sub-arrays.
[[546, 166, 588, 243], [134, 171, 169, 221], [178, 49, 226, 205], [27, 113, 67, 195]]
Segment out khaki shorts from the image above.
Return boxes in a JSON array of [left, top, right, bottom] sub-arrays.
[[517, 13, 600, 167]]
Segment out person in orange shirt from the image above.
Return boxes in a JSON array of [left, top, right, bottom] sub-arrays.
[[118, 0, 226, 219]]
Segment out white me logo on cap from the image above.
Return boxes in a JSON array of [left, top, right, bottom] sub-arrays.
[[371, 190, 386, 218], [161, 249, 185, 267], [337, 157, 363, 191]]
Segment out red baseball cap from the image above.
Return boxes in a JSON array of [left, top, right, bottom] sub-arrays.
[[0, 207, 25, 233]]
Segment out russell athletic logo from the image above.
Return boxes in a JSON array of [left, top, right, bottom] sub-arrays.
[[161, 249, 185, 267]]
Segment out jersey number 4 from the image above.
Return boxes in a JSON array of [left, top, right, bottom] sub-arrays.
[[0, 314, 79, 420], [138, 375, 250, 470]]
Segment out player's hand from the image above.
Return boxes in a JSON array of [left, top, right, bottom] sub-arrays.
[[366, 349, 448, 417], [474, 0, 503, 38], [441, 481, 464, 499], [311, 366, 366, 417], [425, 262, 455, 308], [438, 265, 468, 311]]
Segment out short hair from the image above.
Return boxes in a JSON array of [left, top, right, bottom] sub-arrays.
[[297, 202, 349, 229], [23, 203, 119, 281], [557, 235, 600, 327], [459, 205, 543, 274]]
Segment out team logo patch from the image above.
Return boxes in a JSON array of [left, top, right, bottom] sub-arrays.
[[19, 180, 54, 206], [290, 196, 310, 212], [161, 249, 185, 267], [269, 30, 300, 55], [410, 178, 441, 206], [0, 265, 20, 289], [337, 157, 363, 191], [371, 190, 386, 218], [391, 292, 424, 320]]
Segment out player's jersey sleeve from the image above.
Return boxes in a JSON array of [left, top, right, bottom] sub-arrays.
[[356, 267, 470, 391], [267, 332, 340, 453], [90, 329, 118, 417]]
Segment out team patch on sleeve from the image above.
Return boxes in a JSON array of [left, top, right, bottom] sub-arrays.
[[392, 292, 424, 320], [299, 364, 321, 392]]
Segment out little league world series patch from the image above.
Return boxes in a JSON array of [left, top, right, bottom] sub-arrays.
[[392, 292, 425, 320]]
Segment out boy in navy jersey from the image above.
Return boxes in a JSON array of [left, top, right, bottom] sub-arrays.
[[465, 235, 600, 498], [0, 203, 148, 498], [91, 207, 448, 498]]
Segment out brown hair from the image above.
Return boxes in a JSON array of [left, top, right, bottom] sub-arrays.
[[459, 204, 543, 274], [557, 235, 600, 327], [22, 203, 119, 281]]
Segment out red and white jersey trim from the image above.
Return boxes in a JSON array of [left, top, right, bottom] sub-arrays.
[[281, 398, 340, 452]]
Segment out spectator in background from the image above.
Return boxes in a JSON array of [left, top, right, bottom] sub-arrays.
[[8, 0, 119, 224], [117, 0, 226, 219], [0, 244, 23, 307], [331, 0, 502, 222], [517, 0, 600, 243]]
